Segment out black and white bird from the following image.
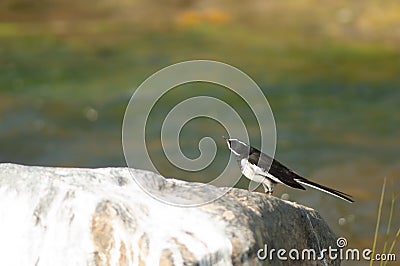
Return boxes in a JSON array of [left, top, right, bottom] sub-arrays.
[[225, 138, 353, 203]]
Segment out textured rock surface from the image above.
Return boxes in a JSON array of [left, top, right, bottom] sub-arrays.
[[0, 163, 339, 266]]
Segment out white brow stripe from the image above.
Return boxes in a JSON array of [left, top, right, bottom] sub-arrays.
[[229, 138, 248, 147]]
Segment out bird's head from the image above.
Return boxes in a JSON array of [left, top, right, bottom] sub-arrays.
[[223, 137, 250, 158]]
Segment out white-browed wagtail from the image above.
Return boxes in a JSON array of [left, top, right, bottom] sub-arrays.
[[225, 137, 353, 203]]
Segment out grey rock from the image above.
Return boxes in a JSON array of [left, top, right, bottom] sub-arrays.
[[0, 163, 339, 266]]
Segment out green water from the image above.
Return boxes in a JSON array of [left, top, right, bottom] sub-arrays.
[[1, 21, 399, 261]]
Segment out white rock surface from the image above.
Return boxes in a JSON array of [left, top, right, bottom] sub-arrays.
[[0, 163, 339, 266]]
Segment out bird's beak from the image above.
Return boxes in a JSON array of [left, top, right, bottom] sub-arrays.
[[222, 136, 230, 148]]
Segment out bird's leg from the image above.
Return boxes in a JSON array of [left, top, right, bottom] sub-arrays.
[[262, 183, 273, 195]]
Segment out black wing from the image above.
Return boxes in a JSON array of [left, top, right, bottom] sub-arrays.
[[247, 147, 354, 202], [247, 147, 306, 190]]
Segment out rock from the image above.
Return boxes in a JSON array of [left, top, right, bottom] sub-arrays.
[[0, 163, 339, 266]]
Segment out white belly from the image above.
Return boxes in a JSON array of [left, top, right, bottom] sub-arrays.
[[240, 159, 282, 185], [240, 159, 266, 182]]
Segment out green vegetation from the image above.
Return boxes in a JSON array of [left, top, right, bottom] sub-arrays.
[[1, 0, 400, 102], [371, 178, 399, 266]]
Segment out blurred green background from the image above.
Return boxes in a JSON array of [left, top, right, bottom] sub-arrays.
[[0, 0, 399, 263]]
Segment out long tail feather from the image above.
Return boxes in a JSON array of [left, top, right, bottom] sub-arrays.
[[295, 179, 354, 203]]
